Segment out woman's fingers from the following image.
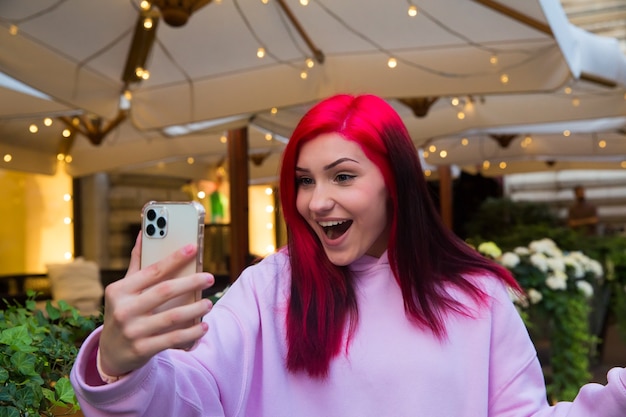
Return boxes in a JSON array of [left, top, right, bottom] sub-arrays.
[[126, 232, 142, 275], [139, 271, 214, 314], [122, 298, 212, 344], [120, 242, 200, 295]]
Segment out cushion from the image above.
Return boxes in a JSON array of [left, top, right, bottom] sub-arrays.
[[46, 257, 103, 316]]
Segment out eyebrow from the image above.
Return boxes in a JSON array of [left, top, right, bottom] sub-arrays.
[[295, 157, 359, 173]]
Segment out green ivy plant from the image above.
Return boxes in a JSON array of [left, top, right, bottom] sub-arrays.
[[0, 292, 101, 417], [478, 239, 602, 402]]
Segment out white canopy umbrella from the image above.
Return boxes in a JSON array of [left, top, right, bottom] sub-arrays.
[[0, 0, 625, 178]]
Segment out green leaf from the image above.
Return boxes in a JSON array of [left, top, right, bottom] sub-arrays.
[[0, 325, 32, 347], [46, 301, 61, 320], [0, 406, 21, 417], [0, 366, 8, 383], [10, 351, 40, 378], [54, 377, 77, 404]]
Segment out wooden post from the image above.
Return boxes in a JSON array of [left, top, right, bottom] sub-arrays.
[[227, 127, 249, 282], [437, 165, 453, 230]]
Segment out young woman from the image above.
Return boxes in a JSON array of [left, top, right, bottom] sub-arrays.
[[71, 94, 626, 416]]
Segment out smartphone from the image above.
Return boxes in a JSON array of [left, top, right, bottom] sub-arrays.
[[140, 200, 206, 346]]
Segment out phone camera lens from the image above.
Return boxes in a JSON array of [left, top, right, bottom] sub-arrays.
[[157, 216, 166, 228], [146, 224, 156, 236], [147, 209, 157, 221]]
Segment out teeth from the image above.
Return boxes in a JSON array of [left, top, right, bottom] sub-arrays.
[[318, 220, 347, 227]]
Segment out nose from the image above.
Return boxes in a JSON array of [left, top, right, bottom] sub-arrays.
[[308, 183, 334, 213]]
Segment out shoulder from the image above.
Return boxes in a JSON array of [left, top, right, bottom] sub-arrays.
[[447, 272, 517, 315]]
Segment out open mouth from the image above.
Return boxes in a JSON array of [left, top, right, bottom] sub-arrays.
[[319, 220, 353, 240]]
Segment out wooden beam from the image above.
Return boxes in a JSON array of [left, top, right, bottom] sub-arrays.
[[437, 165, 453, 230], [275, 0, 325, 63], [227, 127, 250, 281]]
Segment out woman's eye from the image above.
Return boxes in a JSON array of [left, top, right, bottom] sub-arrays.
[[335, 173, 356, 183], [297, 177, 314, 186]]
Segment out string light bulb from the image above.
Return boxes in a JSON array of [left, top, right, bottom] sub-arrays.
[[500, 73, 509, 84], [408, 5, 418, 17], [143, 17, 154, 30], [461, 137, 469, 146], [387, 57, 397, 68], [62, 129, 72, 137], [29, 124, 38, 133], [9, 25, 18, 35], [44, 118, 53, 126], [300, 71, 308, 79], [257, 47, 266, 58], [489, 55, 498, 65], [457, 111, 465, 120], [305, 58, 314, 68]]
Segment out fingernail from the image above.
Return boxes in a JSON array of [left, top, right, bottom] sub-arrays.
[[182, 244, 196, 255]]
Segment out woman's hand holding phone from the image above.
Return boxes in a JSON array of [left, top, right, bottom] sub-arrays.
[[97, 234, 215, 380]]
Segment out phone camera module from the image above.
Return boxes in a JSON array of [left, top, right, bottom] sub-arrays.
[[144, 206, 168, 238]]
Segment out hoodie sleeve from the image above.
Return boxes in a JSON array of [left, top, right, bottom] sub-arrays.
[[70, 326, 228, 417], [70, 254, 287, 417]]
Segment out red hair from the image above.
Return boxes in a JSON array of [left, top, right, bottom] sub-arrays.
[[279, 94, 519, 378]]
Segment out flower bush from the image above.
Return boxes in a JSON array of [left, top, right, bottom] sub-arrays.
[[478, 238, 603, 402]]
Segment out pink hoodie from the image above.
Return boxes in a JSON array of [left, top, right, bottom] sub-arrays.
[[71, 251, 626, 416]]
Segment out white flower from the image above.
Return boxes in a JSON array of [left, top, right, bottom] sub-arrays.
[[564, 254, 585, 278], [576, 280, 594, 298], [478, 241, 502, 259], [514, 246, 530, 256], [546, 270, 568, 290], [529, 238, 562, 258], [500, 252, 520, 268], [546, 257, 566, 273], [527, 288, 543, 304], [530, 252, 549, 272], [587, 259, 603, 279]]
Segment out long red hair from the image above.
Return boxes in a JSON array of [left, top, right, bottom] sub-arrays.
[[279, 94, 519, 378]]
